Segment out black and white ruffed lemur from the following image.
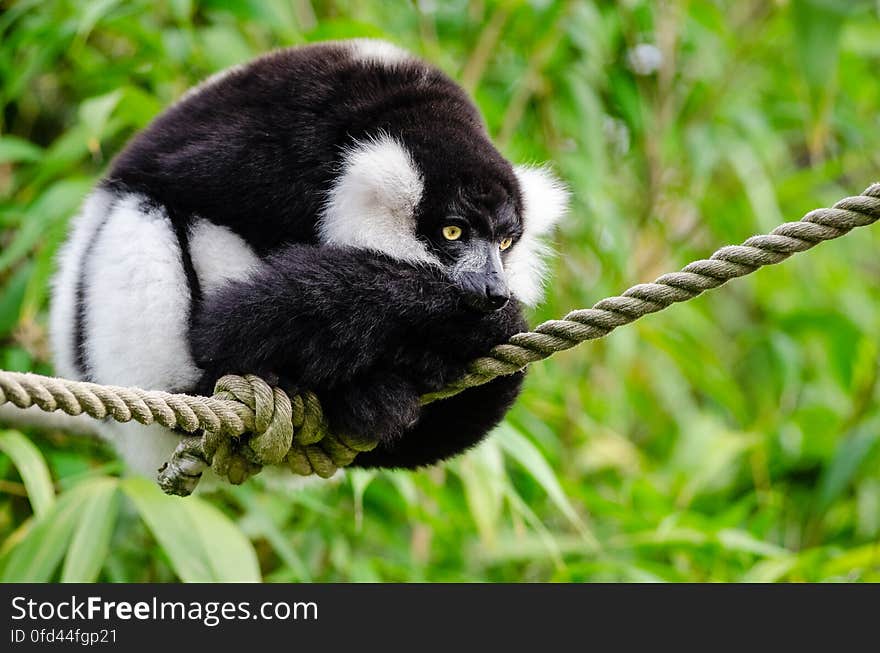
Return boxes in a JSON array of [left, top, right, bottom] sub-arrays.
[[50, 39, 569, 478]]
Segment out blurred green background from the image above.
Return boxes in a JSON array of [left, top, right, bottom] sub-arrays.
[[1, 0, 879, 582]]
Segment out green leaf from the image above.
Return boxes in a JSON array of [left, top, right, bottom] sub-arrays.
[[0, 262, 31, 338], [0, 136, 43, 164], [121, 477, 215, 582], [75, 0, 124, 38], [60, 478, 120, 582], [234, 487, 311, 581], [0, 430, 55, 518], [822, 543, 880, 578], [349, 468, 376, 533], [456, 440, 505, 547], [496, 423, 594, 543], [717, 529, 789, 558], [791, 0, 850, 100], [121, 477, 260, 582], [0, 479, 104, 582], [183, 497, 261, 582], [198, 25, 255, 71], [817, 418, 880, 511], [0, 178, 93, 273], [169, 0, 194, 22], [116, 86, 162, 129], [78, 90, 123, 140], [741, 556, 797, 582]]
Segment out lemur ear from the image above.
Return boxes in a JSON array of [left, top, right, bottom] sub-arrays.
[[319, 135, 436, 264], [506, 165, 570, 306]]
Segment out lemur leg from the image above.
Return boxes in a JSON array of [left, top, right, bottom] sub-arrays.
[[351, 372, 524, 469]]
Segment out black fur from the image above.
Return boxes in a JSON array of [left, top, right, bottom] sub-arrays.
[[100, 42, 535, 468], [191, 246, 527, 467], [103, 42, 523, 256]]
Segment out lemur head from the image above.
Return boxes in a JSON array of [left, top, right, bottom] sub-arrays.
[[320, 133, 569, 312]]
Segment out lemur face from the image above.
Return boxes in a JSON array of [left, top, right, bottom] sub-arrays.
[[319, 134, 568, 311], [417, 185, 523, 312]]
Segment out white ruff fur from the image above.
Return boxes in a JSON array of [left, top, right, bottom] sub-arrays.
[[82, 194, 200, 391], [49, 188, 113, 380], [50, 196, 267, 479], [77, 195, 201, 477], [507, 166, 570, 306], [188, 218, 261, 295], [347, 38, 411, 64], [319, 135, 436, 264]]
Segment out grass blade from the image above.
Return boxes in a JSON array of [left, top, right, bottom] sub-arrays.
[[496, 423, 596, 546], [0, 478, 103, 581], [184, 498, 261, 582], [122, 477, 260, 582], [0, 430, 55, 518], [121, 477, 215, 582], [60, 478, 120, 582]]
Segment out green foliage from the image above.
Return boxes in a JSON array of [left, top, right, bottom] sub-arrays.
[[1, 0, 879, 582], [0, 436, 260, 582]]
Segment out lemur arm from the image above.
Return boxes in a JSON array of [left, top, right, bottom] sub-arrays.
[[190, 244, 526, 450]]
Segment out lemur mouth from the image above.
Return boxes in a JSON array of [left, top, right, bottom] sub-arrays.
[[463, 291, 510, 313]]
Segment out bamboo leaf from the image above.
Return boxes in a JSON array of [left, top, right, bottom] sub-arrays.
[[121, 477, 260, 582], [0, 479, 105, 582], [60, 478, 120, 582], [817, 418, 880, 511], [121, 477, 216, 582], [496, 423, 594, 544], [0, 430, 55, 518], [183, 497, 261, 582], [0, 135, 43, 164]]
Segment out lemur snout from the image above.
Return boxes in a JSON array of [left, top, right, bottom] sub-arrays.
[[463, 287, 509, 312], [453, 238, 511, 312], [480, 272, 510, 311], [459, 271, 510, 312]]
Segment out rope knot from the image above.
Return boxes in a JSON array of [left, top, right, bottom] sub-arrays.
[[198, 375, 290, 486], [163, 375, 379, 491], [212, 374, 293, 465], [284, 390, 379, 478]]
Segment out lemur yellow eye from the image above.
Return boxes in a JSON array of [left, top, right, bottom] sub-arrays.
[[499, 237, 513, 251], [442, 225, 463, 241]]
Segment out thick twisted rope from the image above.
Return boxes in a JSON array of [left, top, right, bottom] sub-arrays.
[[423, 183, 880, 401], [0, 183, 878, 495], [0, 372, 376, 495]]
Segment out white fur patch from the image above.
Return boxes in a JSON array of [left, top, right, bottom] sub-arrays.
[[347, 38, 411, 65], [96, 421, 186, 479], [319, 135, 436, 264], [50, 192, 208, 478], [81, 193, 201, 391], [49, 188, 114, 381], [189, 218, 261, 295], [507, 166, 570, 306]]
